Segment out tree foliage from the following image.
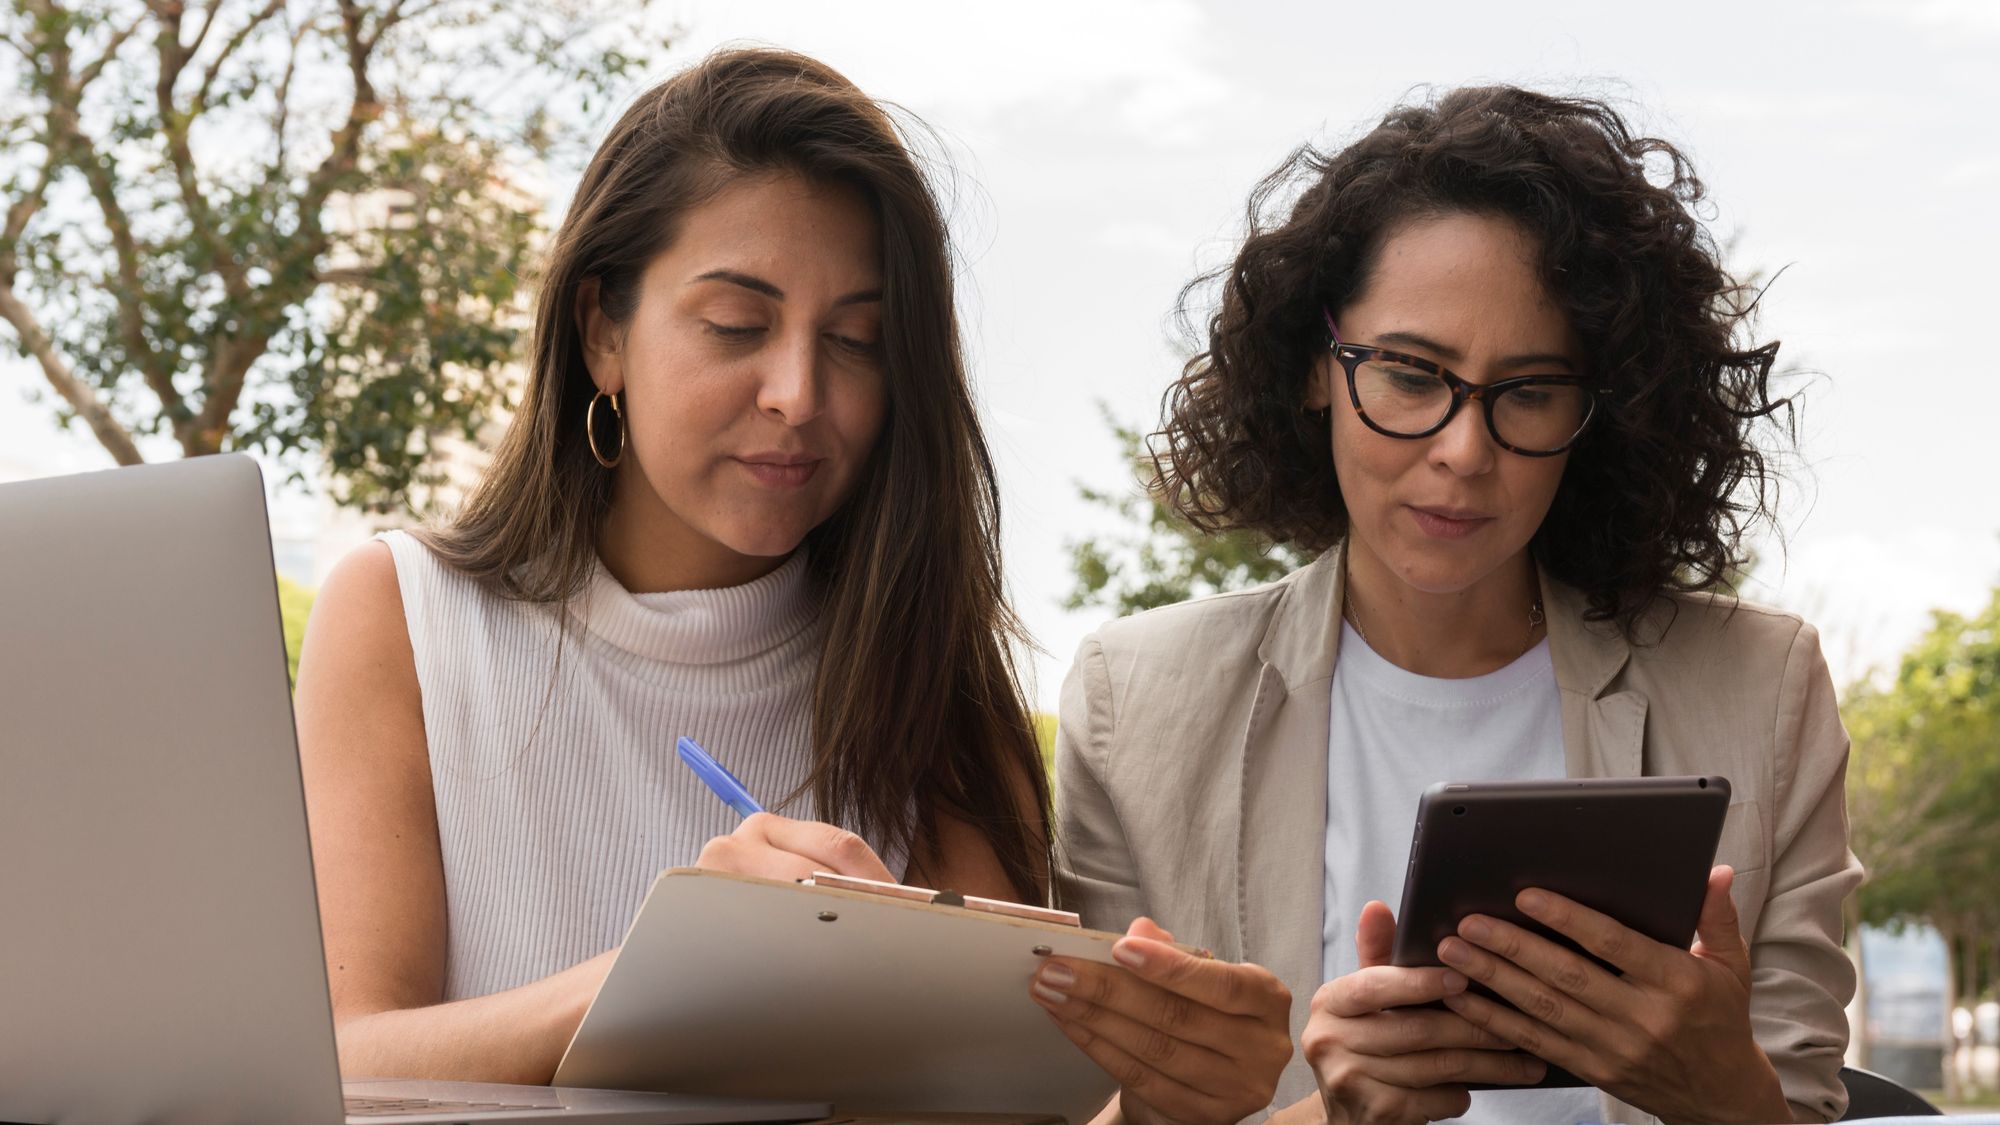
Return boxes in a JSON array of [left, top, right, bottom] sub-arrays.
[[1065, 406, 1311, 616], [0, 0, 665, 510], [1843, 584, 2000, 1003], [277, 571, 313, 683]]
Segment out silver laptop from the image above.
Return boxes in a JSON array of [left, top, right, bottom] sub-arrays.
[[0, 455, 832, 1125]]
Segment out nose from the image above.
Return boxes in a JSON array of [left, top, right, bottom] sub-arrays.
[[756, 328, 825, 426], [1427, 397, 1498, 477]]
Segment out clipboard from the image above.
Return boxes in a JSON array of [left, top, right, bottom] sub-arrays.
[[552, 868, 1127, 1123]]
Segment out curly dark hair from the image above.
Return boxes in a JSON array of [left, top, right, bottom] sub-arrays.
[[1155, 85, 1793, 636]]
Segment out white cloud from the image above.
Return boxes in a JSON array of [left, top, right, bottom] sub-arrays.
[[1675, 89, 1889, 136], [1945, 155, 2000, 188], [1090, 220, 1191, 257], [1856, 0, 2000, 34], [661, 0, 1233, 146]]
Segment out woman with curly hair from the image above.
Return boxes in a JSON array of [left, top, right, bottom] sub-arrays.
[[1047, 87, 1862, 1125]]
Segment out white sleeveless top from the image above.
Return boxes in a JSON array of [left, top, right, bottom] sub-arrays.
[[382, 530, 860, 1001]]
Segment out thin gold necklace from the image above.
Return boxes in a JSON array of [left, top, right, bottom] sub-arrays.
[[1342, 564, 1545, 661]]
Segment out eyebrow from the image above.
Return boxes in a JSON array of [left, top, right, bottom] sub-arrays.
[[690, 269, 883, 308], [1372, 330, 1577, 372]]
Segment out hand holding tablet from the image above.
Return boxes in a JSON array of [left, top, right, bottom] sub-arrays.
[[1436, 864, 1790, 1122], [1305, 777, 1790, 1123], [1304, 898, 1546, 1125]]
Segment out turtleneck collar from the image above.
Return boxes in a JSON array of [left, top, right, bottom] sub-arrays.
[[567, 550, 818, 664]]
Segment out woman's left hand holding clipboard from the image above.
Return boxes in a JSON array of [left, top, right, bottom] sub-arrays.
[[1032, 917, 1294, 1125]]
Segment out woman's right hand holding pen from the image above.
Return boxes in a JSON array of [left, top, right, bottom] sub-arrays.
[[1033, 917, 1294, 1125], [695, 811, 898, 884], [680, 739, 897, 883]]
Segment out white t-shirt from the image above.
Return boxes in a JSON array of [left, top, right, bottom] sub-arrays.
[[1321, 621, 1603, 1125]]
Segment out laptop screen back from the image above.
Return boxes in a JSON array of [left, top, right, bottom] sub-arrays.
[[0, 455, 346, 1125]]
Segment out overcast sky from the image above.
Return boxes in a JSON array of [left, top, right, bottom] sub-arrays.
[[4, 0, 1997, 707]]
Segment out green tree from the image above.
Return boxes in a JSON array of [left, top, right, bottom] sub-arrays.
[[277, 572, 314, 684], [1843, 587, 2000, 1016], [1066, 406, 1310, 616], [0, 0, 664, 511], [1033, 711, 1056, 775]]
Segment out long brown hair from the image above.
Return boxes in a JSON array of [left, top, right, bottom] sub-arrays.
[[419, 48, 1049, 900]]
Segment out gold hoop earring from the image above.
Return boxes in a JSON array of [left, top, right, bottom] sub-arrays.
[[586, 389, 624, 468]]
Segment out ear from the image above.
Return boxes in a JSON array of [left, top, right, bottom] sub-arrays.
[[575, 278, 625, 395], [1303, 355, 1334, 411]]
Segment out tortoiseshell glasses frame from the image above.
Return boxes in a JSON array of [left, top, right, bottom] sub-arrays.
[[1322, 307, 1611, 457]]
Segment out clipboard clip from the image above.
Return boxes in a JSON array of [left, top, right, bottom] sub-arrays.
[[801, 871, 1083, 928]]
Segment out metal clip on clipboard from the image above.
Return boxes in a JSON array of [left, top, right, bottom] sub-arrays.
[[800, 871, 1082, 927]]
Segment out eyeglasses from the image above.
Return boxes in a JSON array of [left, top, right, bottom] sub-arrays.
[[1323, 309, 1610, 457]]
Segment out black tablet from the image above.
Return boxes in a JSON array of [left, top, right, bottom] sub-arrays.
[[1390, 775, 1731, 1089]]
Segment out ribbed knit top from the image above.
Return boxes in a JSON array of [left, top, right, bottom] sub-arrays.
[[381, 530, 858, 1001]]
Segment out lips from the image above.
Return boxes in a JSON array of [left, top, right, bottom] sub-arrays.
[[734, 454, 823, 489], [1407, 504, 1493, 540], [1411, 504, 1490, 521]]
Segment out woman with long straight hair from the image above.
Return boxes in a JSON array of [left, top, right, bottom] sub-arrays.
[[294, 48, 1290, 1117]]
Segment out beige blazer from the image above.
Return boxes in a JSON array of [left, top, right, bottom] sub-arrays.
[[1054, 546, 1862, 1124]]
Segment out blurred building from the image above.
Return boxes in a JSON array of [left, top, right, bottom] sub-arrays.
[[1849, 923, 1951, 1092]]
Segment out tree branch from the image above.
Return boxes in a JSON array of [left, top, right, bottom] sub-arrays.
[[76, 12, 146, 89], [190, 0, 391, 456], [0, 282, 145, 466], [180, 0, 355, 456], [0, 34, 27, 61], [294, 0, 385, 261], [31, 2, 189, 426], [184, 329, 271, 454], [309, 265, 380, 287], [377, 0, 451, 36], [191, 0, 287, 116], [3, 150, 56, 249], [149, 0, 251, 304], [184, 0, 222, 59], [270, 7, 311, 174], [376, 0, 408, 40]]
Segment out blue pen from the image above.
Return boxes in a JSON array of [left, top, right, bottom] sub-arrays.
[[676, 736, 766, 818]]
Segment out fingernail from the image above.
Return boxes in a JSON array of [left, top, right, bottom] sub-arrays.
[[1442, 992, 1467, 1010], [1442, 969, 1469, 993], [1439, 938, 1469, 965], [1112, 941, 1147, 970], [1519, 890, 1548, 914], [1461, 916, 1491, 941], [1038, 962, 1077, 989], [1031, 980, 1068, 1006]]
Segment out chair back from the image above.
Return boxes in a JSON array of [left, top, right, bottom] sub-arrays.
[[1837, 1065, 1942, 1119]]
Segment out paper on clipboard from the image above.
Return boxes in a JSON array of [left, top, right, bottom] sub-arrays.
[[552, 868, 1123, 1124]]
